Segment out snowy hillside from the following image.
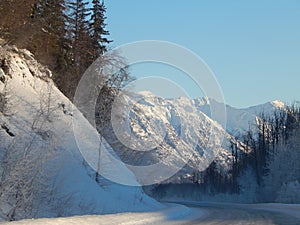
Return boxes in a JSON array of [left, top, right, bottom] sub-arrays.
[[0, 45, 162, 221]]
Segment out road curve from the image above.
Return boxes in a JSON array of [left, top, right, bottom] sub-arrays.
[[180, 202, 300, 225]]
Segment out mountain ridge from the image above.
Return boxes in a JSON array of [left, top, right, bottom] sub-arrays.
[[98, 90, 288, 185], [136, 91, 286, 136]]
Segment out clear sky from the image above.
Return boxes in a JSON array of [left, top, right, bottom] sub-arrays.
[[103, 0, 300, 108]]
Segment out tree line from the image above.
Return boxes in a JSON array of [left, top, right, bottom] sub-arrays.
[[0, 0, 111, 99], [152, 104, 300, 203]]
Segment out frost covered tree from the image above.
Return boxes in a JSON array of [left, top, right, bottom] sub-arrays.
[[262, 126, 300, 203], [237, 166, 258, 203], [0, 120, 57, 220], [0, 75, 57, 220], [230, 105, 300, 202], [0, 140, 54, 220]]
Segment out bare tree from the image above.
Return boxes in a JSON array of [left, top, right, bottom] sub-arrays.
[[0, 83, 58, 221]]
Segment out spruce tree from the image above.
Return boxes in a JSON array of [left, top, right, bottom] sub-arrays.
[[67, 0, 91, 68], [90, 0, 111, 58], [58, 0, 105, 98]]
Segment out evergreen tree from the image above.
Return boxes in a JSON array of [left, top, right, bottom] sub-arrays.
[[67, 0, 91, 66], [64, 0, 92, 97], [0, 0, 118, 100], [90, 0, 111, 58], [28, 0, 71, 96]]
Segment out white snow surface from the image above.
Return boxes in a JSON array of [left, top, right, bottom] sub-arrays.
[[0, 46, 162, 219], [0, 204, 208, 225], [2, 202, 300, 225]]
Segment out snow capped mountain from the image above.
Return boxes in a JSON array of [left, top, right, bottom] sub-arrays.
[[270, 100, 285, 109], [0, 45, 162, 220], [194, 98, 286, 136], [99, 92, 241, 185], [98, 90, 286, 185]]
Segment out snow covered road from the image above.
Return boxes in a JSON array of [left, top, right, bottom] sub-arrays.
[[1, 202, 300, 224], [177, 202, 300, 225]]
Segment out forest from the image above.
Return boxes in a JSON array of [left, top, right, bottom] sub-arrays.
[[152, 105, 300, 203], [0, 0, 113, 99]]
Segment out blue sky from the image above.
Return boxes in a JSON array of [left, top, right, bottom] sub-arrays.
[[103, 0, 300, 108]]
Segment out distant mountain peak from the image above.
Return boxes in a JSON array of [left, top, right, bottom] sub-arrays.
[[137, 90, 156, 97], [270, 100, 285, 108]]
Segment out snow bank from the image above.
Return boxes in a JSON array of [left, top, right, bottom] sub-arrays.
[[0, 204, 198, 225]]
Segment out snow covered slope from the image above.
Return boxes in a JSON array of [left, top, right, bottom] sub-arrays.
[[0, 45, 162, 220], [98, 92, 244, 185], [194, 97, 285, 136], [98, 91, 286, 185]]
